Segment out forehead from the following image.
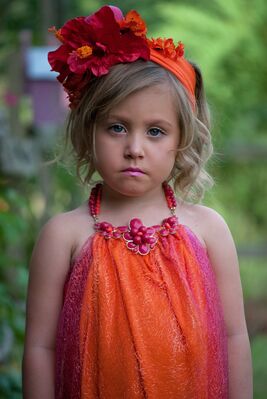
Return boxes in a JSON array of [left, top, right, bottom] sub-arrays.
[[107, 83, 179, 120]]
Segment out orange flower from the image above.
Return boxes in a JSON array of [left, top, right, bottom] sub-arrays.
[[162, 38, 177, 59], [147, 37, 164, 49], [48, 26, 64, 43], [148, 37, 184, 61], [176, 41, 184, 57], [118, 10, 147, 37]]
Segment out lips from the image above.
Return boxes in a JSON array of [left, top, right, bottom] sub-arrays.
[[122, 167, 144, 173], [121, 167, 145, 177]]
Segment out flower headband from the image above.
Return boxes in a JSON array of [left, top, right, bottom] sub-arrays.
[[48, 5, 196, 109]]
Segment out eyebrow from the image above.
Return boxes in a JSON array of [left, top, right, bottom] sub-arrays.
[[107, 114, 174, 129]]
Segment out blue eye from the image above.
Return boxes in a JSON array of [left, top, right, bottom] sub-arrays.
[[109, 124, 126, 134], [148, 128, 165, 137]]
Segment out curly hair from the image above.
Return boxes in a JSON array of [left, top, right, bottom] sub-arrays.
[[66, 60, 213, 202]]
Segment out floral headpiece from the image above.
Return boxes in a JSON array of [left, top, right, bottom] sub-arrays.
[[48, 5, 196, 109]]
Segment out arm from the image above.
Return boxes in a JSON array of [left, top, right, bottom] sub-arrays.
[[202, 209, 253, 399], [22, 214, 73, 399]]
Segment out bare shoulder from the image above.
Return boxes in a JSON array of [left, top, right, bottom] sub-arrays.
[[31, 204, 92, 273], [193, 204, 237, 265], [177, 201, 233, 250], [24, 202, 93, 350], [177, 201, 237, 288], [178, 201, 248, 337]]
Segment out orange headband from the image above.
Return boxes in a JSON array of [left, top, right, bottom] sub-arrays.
[[150, 49, 196, 107]]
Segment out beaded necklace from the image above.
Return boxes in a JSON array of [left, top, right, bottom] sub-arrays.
[[88, 182, 179, 255]]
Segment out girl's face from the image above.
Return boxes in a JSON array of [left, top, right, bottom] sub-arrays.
[[94, 83, 180, 198]]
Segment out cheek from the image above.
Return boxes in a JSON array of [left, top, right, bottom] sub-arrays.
[[166, 151, 177, 173], [94, 133, 109, 158], [162, 142, 178, 172], [94, 136, 119, 171], [165, 137, 179, 160]]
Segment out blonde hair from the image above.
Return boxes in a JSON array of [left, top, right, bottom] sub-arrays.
[[66, 60, 213, 202]]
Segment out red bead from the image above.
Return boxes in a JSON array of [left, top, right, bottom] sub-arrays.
[[143, 233, 151, 243], [139, 226, 147, 233], [129, 218, 143, 231], [163, 183, 176, 214], [118, 226, 128, 233], [147, 236, 156, 245], [124, 232, 132, 241], [133, 236, 142, 245], [127, 242, 137, 250], [88, 183, 103, 218], [113, 231, 121, 239], [139, 243, 149, 255]]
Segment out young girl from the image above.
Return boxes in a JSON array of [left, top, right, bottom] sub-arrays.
[[22, 5, 253, 399]]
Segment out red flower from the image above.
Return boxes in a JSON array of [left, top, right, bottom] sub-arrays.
[[159, 216, 178, 237], [48, 6, 150, 107], [123, 219, 158, 255]]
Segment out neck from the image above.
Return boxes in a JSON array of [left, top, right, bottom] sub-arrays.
[[101, 183, 166, 211]]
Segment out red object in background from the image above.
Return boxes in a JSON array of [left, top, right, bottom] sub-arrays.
[[3, 91, 18, 107]]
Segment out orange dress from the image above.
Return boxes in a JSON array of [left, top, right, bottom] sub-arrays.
[[55, 215, 228, 398]]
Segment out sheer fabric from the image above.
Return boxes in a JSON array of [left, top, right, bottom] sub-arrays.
[[55, 224, 228, 398]]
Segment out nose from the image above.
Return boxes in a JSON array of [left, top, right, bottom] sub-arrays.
[[123, 133, 145, 159]]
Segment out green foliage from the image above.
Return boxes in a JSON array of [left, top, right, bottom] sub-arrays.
[[0, 185, 36, 396], [0, 367, 21, 399], [240, 259, 267, 301], [151, 0, 267, 144], [252, 335, 267, 399], [205, 161, 267, 245], [0, 161, 86, 395], [0, 0, 38, 57]]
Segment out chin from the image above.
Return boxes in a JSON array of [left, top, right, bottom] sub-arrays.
[[116, 184, 148, 197]]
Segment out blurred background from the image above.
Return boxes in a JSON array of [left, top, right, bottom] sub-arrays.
[[0, 0, 266, 397]]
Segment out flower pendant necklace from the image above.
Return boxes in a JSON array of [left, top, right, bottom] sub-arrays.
[[88, 182, 179, 255]]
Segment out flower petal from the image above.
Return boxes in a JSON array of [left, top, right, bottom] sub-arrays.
[[138, 244, 150, 255], [129, 218, 143, 231]]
